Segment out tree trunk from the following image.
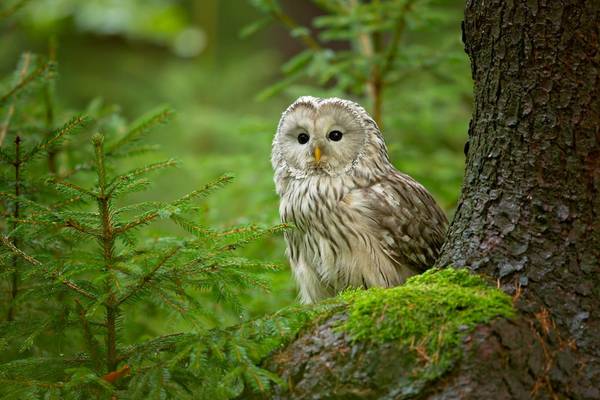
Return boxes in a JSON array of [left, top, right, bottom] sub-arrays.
[[245, 1, 600, 398], [437, 0, 599, 358]]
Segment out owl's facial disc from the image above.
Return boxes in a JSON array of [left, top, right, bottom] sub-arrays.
[[277, 101, 366, 175]]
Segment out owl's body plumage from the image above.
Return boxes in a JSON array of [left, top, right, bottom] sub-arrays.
[[272, 97, 447, 303]]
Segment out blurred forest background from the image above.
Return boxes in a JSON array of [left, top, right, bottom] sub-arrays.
[[1, 0, 470, 329], [0, 0, 472, 396]]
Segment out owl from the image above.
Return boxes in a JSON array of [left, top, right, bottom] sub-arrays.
[[272, 96, 448, 304]]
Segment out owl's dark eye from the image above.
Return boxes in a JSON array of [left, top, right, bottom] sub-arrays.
[[297, 133, 310, 144], [328, 130, 343, 141]]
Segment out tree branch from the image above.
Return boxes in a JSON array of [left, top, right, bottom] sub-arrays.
[[7, 135, 22, 321], [381, 0, 415, 78], [0, 59, 52, 106], [58, 277, 97, 300], [268, 1, 322, 51], [0, 235, 98, 300], [113, 212, 159, 235], [117, 246, 181, 306]]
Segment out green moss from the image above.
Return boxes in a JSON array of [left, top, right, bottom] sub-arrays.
[[252, 268, 514, 368], [338, 268, 514, 380], [238, 268, 514, 395]]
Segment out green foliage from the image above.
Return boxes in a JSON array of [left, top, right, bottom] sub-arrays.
[[0, 52, 288, 398], [118, 299, 342, 399], [246, 0, 470, 213], [13, 0, 195, 54], [143, 268, 511, 399], [247, 0, 467, 125], [339, 268, 515, 382], [0, 1, 473, 397]]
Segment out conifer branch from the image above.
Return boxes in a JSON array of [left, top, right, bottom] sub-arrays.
[[64, 218, 99, 236], [1, 235, 41, 267], [12, 218, 98, 236], [58, 161, 95, 179], [116, 333, 185, 362], [381, 0, 415, 78], [49, 195, 83, 210], [75, 298, 102, 370], [0, 60, 53, 106], [1, 235, 98, 300], [47, 177, 98, 199], [169, 214, 216, 238], [114, 175, 234, 235], [0, 67, 288, 392], [117, 246, 181, 306], [267, 1, 322, 51], [114, 212, 160, 235], [12, 219, 63, 227], [58, 277, 98, 300], [0, 147, 12, 164], [106, 106, 174, 155], [172, 174, 234, 207], [44, 39, 58, 174], [107, 158, 178, 195], [0, 192, 50, 216], [7, 135, 22, 321], [157, 290, 187, 315], [22, 115, 87, 163], [0, 378, 64, 389], [93, 133, 120, 373]]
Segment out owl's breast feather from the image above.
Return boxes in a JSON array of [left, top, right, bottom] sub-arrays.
[[279, 175, 353, 230]]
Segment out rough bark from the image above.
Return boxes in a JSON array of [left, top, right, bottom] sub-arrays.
[[245, 0, 600, 398], [437, 0, 600, 359], [247, 313, 595, 400], [434, 0, 600, 393]]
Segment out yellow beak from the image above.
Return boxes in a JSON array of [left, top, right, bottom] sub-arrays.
[[314, 146, 321, 162]]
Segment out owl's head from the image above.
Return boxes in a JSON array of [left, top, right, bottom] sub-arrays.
[[272, 96, 389, 178]]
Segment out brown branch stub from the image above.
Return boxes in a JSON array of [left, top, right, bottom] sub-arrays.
[[102, 364, 131, 384]]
